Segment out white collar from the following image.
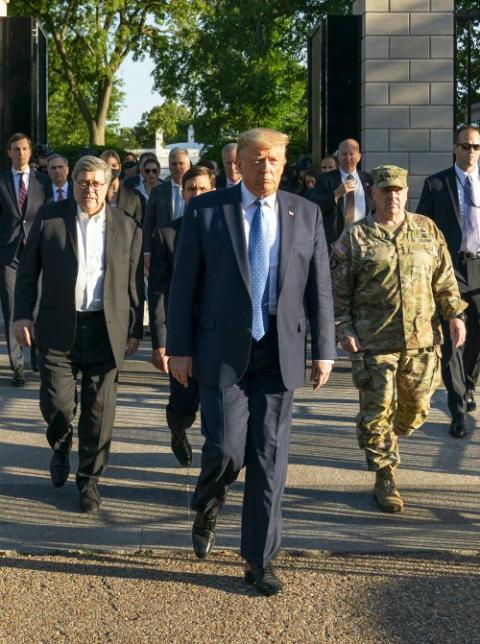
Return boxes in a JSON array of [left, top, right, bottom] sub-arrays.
[[340, 168, 359, 181], [12, 167, 30, 177], [76, 204, 106, 221], [240, 181, 277, 210], [455, 163, 480, 182]]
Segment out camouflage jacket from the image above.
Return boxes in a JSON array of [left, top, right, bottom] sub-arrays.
[[330, 211, 467, 353]]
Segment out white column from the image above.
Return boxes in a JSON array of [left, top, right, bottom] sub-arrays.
[[353, 0, 455, 209], [0, 1, 9, 17]]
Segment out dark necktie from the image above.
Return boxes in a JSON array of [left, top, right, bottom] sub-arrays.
[[464, 175, 479, 253], [18, 173, 27, 213], [57, 188, 64, 201], [249, 199, 270, 341], [344, 174, 355, 225]]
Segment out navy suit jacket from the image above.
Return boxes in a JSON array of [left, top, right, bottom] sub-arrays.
[[166, 183, 336, 390], [416, 166, 462, 262], [0, 169, 47, 266], [306, 169, 372, 248]]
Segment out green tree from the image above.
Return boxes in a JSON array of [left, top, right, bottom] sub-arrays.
[[9, 0, 171, 145], [455, 1, 480, 124], [133, 102, 192, 147], [150, 1, 350, 153]]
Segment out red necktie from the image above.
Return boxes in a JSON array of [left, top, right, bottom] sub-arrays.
[[57, 188, 64, 201], [18, 173, 27, 213]]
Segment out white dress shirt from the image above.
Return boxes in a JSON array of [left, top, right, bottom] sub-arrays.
[[53, 181, 69, 202], [75, 206, 106, 311], [340, 168, 366, 222], [241, 182, 280, 315], [455, 163, 480, 252], [11, 167, 30, 201]]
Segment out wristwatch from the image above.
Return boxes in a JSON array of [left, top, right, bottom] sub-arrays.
[[453, 312, 467, 322]]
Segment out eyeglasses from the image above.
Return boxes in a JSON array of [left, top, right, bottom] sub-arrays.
[[456, 122, 479, 130], [144, 168, 159, 174], [457, 143, 480, 151], [76, 180, 106, 191]]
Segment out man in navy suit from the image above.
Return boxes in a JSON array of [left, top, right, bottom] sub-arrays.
[[46, 153, 73, 202], [306, 138, 372, 247], [0, 132, 47, 385], [417, 124, 480, 438], [166, 128, 336, 596]]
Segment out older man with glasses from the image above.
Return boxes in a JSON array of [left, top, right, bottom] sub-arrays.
[[417, 123, 480, 438], [13, 156, 144, 513]]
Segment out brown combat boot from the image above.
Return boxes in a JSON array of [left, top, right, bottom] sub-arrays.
[[374, 466, 404, 513]]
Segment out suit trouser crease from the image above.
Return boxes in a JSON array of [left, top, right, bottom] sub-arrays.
[[38, 313, 118, 486], [192, 325, 294, 567], [0, 264, 23, 370]]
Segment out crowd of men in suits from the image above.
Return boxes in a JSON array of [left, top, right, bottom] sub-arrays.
[[0, 123, 479, 596]]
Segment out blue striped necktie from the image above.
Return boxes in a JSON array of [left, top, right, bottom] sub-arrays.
[[249, 199, 270, 341]]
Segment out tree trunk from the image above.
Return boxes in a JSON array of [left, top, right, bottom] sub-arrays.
[[89, 121, 105, 146]]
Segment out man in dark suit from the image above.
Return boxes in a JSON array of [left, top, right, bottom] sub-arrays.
[[46, 154, 73, 202], [143, 147, 191, 274], [148, 166, 216, 467], [0, 132, 47, 385], [166, 128, 336, 596], [417, 124, 480, 438], [14, 156, 144, 513], [306, 138, 372, 247]]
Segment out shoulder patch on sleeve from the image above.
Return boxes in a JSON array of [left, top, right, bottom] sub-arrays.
[[333, 241, 347, 256]]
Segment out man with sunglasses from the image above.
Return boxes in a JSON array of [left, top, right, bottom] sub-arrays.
[[13, 156, 144, 513], [417, 124, 480, 438]]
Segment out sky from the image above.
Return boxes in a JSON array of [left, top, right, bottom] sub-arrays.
[[117, 53, 163, 128]]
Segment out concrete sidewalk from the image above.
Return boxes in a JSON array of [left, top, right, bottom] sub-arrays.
[[0, 337, 479, 556]]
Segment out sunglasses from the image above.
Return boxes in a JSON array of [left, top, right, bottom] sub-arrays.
[[457, 143, 480, 151], [144, 167, 159, 174], [456, 122, 479, 130]]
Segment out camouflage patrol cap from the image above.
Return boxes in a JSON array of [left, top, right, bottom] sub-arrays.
[[371, 165, 408, 189]]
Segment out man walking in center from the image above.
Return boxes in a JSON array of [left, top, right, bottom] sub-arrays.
[[14, 156, 143, 513], [331, 165, 466, 513], [417, 124, 480, 438], [166, 128, 336, 596]]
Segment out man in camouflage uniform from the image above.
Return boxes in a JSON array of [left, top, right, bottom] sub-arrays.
[[330, 165, 467, 513]]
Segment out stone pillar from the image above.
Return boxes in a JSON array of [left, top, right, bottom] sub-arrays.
[[0, 1, 9, 17], [353, 0, 455, 208]]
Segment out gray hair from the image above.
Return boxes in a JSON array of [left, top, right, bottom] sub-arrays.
[[72, 155, 111, 185], [221, 142, 237, 159], [169, 147, 190, 160]]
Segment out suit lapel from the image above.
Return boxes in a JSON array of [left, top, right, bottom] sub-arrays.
[[105, 204, 119, 271], [64, 200, 79, 261], [223, 185, 250, 294], [277, 191, 295, 295], [445, 167, 462, 228], [4, 172, 21, 217], [165, 181, 173, 222]]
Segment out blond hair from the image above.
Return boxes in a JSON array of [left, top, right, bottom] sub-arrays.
[[237, 128, 289, 156]]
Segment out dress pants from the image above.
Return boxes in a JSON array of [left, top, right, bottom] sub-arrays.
[[0, 264, 24, 371], [442, 256, 480, 418], [191, 319, 294, 567], [38, 311, 118, 488], [166, 373, 199, 437]]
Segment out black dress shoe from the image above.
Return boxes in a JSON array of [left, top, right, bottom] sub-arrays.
[[449, 414, 467, 438], [11, 367, 25, 387], [245, 562, 283, 597], [192, 507, 218, 559], [50, 451, 70, 487], [466, 390, 477, 413], [171, 432, 192, 467], [79, 484, 102, 513]]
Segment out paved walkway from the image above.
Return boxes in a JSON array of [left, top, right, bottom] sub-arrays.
[[1, 335, 479, 556]]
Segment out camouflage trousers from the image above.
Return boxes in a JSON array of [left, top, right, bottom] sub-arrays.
[[351, 347, 441, 471]]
